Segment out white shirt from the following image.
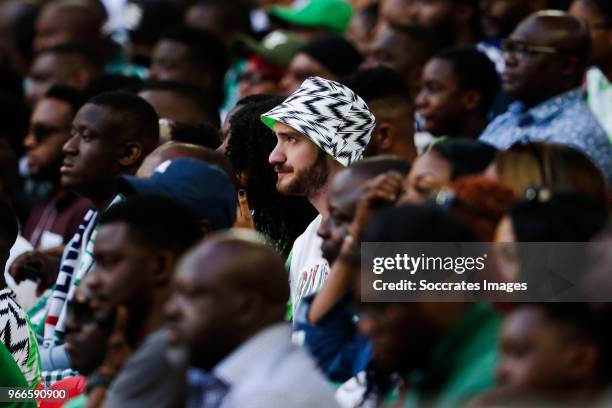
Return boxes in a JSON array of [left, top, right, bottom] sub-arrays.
[[215, 323, 340, 408], [4, 235, 37, 311], [289, 215, 330, 314]]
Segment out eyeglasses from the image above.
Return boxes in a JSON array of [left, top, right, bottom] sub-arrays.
[[501, 39, 567, 60], [29, 124, 70, 143]]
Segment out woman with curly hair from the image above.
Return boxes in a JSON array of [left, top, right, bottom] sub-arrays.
[[225, 95, 317, 257]]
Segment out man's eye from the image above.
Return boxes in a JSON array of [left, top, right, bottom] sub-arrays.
[[80, 132, 93, 141], [96, 255, 116, 266], [425, 82, 441, 92]]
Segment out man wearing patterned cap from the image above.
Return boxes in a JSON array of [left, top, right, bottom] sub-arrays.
[[261, 76, 375, 313]]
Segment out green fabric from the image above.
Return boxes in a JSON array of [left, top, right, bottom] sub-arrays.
[[28, 285, 49, 339], [24, 320, 41, 389], [269, 0, 353, 33], [0, 342, 37, 408], [221, 59, 247, 117], [399, 303, 500, 408], [237, 31, 306, 67], [62, 394, 87, 408]]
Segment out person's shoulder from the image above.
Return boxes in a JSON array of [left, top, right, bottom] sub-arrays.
[[560, 98, 609, 136], [480, 111, 514, 137], [298, 215, 323, 239], [289, 215, 323, 259], [107, 330, 186, 397], [261, 343, 335, 390], [230, 352, 339, 408]]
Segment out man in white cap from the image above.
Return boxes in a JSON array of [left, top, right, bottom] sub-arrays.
[[261, 76, 376, 314]]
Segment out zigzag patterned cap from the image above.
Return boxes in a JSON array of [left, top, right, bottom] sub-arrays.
[[261, 76, 376, 167]]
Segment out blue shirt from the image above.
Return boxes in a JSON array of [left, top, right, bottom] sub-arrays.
[[293, 293, 371, 383], [189, 323, 339, 408], [479, 89, 612, 185]]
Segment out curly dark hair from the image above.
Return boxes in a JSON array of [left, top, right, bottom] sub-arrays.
[[226, 95, 317, 256]]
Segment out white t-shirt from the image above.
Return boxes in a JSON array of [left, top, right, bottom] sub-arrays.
[[289, 215, 330, 314]]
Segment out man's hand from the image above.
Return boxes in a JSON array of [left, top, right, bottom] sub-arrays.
[[346, 171, 404, 244], [96, 305, 132, 378], [234, 189, 256, 230], [9, 250, 61, 296]]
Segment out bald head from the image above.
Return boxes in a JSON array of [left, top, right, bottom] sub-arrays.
[[183, 233, 289, 309], [503, 11, 591, 107], [331, 155, 410, 203], [515, 11, 591, 65], [34, 0, 106, 51], [137, 142, 235, 184], [167, 232, 289, 368]]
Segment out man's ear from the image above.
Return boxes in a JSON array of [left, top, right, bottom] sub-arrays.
[[462, 90, 482, 112], [152, 249, 177, 286], [376, 123, 395, 153], [74, 68, 92, 88], [199, 219, 212, 237], [234, 292, 265, 327], [119, 142, 143, 168], [567, 341, 598, 382], [560, 55, 580, 80]]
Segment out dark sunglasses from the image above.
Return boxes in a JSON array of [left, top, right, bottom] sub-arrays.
[[29, 124, 70, 143]]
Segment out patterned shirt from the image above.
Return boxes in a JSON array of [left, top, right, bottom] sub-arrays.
[[0, 288, 41, 388], [479, 89, 612, 184], [41, 195, 123, 385], [288, 215, 330, 315], [586, 67, 612, 142]]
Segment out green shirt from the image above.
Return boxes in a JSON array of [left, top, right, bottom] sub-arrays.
[[403, 303, 500, 407], [63, 394, 87, 408], [0, 342, 37, 408]]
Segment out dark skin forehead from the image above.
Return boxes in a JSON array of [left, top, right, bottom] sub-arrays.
[[73, 103, 130, 142], [179, 238, 289, 304], [330, 169, 369, 212], [512, 12, 588, 51]]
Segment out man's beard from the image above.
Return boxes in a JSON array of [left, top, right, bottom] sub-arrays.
[[277, 150, 330, 196], [29, 157, 63, 183]]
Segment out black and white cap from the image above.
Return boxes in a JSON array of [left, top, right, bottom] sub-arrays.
[[261, 76, 376, 167]]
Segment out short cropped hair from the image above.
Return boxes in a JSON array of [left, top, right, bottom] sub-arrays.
[[87, 91, 160, 151], [432, 47, 500, 113], [341, 66, 412, 108], [99, 193, 202, 254], [45, 84, 85, 114], [159, 26, 229, 85], [138, 80, 221, 126]]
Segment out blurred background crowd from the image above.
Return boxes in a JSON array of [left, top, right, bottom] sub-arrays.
[[0, 0, 610, 407]]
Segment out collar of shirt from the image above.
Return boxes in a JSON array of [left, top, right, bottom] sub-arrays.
[[507, 88, 585, 124], [213, 323, 292, 387]]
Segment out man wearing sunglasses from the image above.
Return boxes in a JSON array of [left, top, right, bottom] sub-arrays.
[[479, 11, 612, 185], [21, 85, 93, 252]]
